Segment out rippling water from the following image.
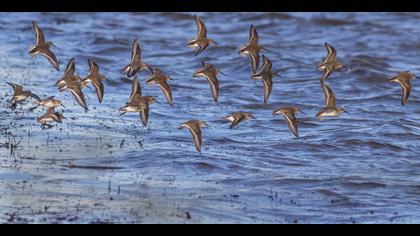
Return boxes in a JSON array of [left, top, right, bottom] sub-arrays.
[[0, 12, 420, 223]]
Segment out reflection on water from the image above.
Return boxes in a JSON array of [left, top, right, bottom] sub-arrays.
[[0, 12, 420, 223]]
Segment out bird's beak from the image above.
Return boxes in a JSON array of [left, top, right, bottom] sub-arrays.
[[60, 104, 66, 108], [262, 46, 270, 52], [219, 71, 226, 76]]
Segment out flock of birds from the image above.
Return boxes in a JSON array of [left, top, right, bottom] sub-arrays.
[[5, 15, 417, 152]]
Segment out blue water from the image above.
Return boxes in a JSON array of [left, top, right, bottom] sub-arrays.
[[0, 12, 419, 223]]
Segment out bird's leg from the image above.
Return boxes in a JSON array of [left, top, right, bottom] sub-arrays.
[[29, 104, 40, 112]]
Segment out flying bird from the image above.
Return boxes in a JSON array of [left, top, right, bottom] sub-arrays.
[[389, 71, 416, 106], [179, 120, 208, 152], [316, 82, 347, 120], [251, 55, 278, 104], [122, 38, 152, 77], [38, 107, 64, 129], [239, 25, 266, 73], [224, 112, 255, 129], [82, 58, 106, 103], [316, 42, 344, 82], [146, 68, 173, 105], [29, 21, 59, 71], [193, 62, 222, 103], [6, 82, 40, 109], [272, 106, 302, 137], [188, 15, 216, 56]]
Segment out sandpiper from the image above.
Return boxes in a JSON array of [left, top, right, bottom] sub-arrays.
[[122, 38, 151, 78], [272, 106, 301, 137], [251, 55, 278, 104], [224, 112, 255, 129], [239, 25, 265, 73], [193, 62, 222, 103], [29, 21, 59, 71], [6, 82, 40, 108], [146, 68, 173, 105], [59, 82, 88, 112], [188, 15, 216, 56], [82, 58, 106, 103], [119, 77, 142, 116], [38, 108, 64, 129], [120, 78, 157, 127], [56, 59, 88, 112], [138, 96, 157, 127], [31, 96, 64, 111], [179, 120, 208, 152], [389, 71, 416, 106], [316, 42, 344, 82], [55, 58, 80, 87], [316, 82, 346, 120]]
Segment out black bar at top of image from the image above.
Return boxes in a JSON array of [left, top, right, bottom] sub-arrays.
[[0, 0, 419, 12]]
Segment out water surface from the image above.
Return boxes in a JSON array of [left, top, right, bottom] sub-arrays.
[[0, 12, 420, 223]]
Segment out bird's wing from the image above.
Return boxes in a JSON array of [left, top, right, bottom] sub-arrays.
[[249, 25, 259, 46], [194, 15, 207, 38], [322, 82, 336, 107], [189, 124, 202, 152], [157, 81, 173, 105], [40, 49, 59, 71], [64, 58, 76, 77], [33, 21, 45, 44], [261, 55, 272, 72], [400, 80, 411, 105], [283, 111, 298, 137], [91, 79, 105, 103], [88, 58, 100, 75], [325, 42, 337, 62], [69, 85, 88, 111], [139, 100, 149, 126], [262, 77, 273, 104], [7, 83, 23, 93], [249, 49, 260, 74], [129, 77, 141, 103], [131, 38, 141, 63], [205, 73, 219, 102]]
